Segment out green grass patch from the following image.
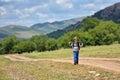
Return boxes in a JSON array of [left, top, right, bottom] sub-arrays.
[[22, 44, 120, 59]]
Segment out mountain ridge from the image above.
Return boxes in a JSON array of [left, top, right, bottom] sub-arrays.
[[92, 2, 120, 23], [0, 17, 84, 39]]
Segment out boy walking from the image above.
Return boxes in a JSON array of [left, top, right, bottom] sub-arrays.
[[69, 37, 83, 65]]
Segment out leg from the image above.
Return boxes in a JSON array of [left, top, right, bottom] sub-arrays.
[[76, 51, 79, 64], [73, 51, 79, 65]]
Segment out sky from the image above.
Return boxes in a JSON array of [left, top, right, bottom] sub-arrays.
[[0, 0, 120, 27]]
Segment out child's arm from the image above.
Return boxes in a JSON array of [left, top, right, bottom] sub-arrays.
[[79, 43, 83, 48], [69, 42, 73, 48]]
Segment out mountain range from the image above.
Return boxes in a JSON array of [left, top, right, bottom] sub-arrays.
[[31, 17, 84, 33], [0, 17, 84, 39]]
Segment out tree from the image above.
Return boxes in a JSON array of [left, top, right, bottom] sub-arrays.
[[13, 40, 36, 54], [81, 17, 100, 31], [1, 35, 18, 54], [30, 35, 48, 51], [0, 42, 4, 54], [45, 38, 58, 51], [89, 21, 117, 45]]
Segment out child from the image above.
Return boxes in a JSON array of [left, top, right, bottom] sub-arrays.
[[69, 37, 83, 65]]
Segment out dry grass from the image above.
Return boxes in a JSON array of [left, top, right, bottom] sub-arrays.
[[3, 60, 120, 80]]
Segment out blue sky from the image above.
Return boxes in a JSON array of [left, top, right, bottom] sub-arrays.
[[0, 0, 120, 27]]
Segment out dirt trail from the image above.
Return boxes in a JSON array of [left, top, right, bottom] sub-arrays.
[[5, 55, 120, 73]]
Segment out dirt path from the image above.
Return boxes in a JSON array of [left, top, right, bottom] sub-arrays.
[[5, 55, 120, 73]]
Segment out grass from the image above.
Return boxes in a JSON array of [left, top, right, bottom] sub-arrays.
[[0, 55, 12, 80], [22, 44, 120, 59], [0, 58, 120, 80]]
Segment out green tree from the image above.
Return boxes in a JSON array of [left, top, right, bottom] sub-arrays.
[[1, 35, 18, 54], [30, 35, 48, 51], [81, 17, 100, 31], [0, 42, 4, 54], [45, 38, 58, 51], [89, 21, 117, 45], [13, 40, 36, 54]]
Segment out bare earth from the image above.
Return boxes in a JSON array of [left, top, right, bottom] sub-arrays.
[[5, 55, 120, 73]]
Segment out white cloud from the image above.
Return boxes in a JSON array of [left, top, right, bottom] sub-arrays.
[[55, 0, 73, 9], [36, 12, 48, 18], [83, 3, 95, 8], [95, 0, 104, 3], [47, 18, 57, 23], [66, 3, 73, 9], [99, 5, 108, 9], [24, 4, 48, 13], [90, 11, 96, 15], [15, 9, 30, 19], [15, 9, 22, 15], [19, 14, 30, 19], [0, 0, 29, 2], [0, 0, 11, 2], [56, 0, 66, 4], [0, 7, 7, 16]]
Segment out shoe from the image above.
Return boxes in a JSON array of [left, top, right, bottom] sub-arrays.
[[74, 62, 78, 65]]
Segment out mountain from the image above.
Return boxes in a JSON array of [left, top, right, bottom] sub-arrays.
[[31, 17, 84, 33], [0, 25, 41, 39], [47, 21, 82, 39], [0, 17, 84, 39], [92, 2, 120, 23], [48, 2, 120, 39]]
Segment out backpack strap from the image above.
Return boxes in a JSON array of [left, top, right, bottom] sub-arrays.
[[72, 42, 80, 48]]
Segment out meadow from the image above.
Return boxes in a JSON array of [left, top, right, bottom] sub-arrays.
[[22, 44, 120, 59], [0, 44, 120, 80]]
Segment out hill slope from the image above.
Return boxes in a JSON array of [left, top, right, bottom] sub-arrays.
[[47, 21, 82, 39], [31, 17, 84, 33], [0, 25, 41, 39], [92, 2, 120, 23]]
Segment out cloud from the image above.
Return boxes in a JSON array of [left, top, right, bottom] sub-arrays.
[[90, 11, 96, 15], [0, 7, 7, 16], [19, 14, 30, 19], [47, 18, 57, 23], [24, 4, 48, 13], [55, 0, 73, 9], [83, 3, 96, 8], [36, 12, 48, 18], [0, 0, 11, 2], [0, 0, 29, 2], [15, 9, 22, 15], [15, 9, 30, 19], [66, 3, 73, 9], [56, 0, 66, 4]]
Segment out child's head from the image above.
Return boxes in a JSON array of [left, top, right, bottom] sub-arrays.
[[73, 36, 78, 43]]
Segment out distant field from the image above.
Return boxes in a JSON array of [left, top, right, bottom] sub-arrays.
[[22, 44, 120, 59]]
